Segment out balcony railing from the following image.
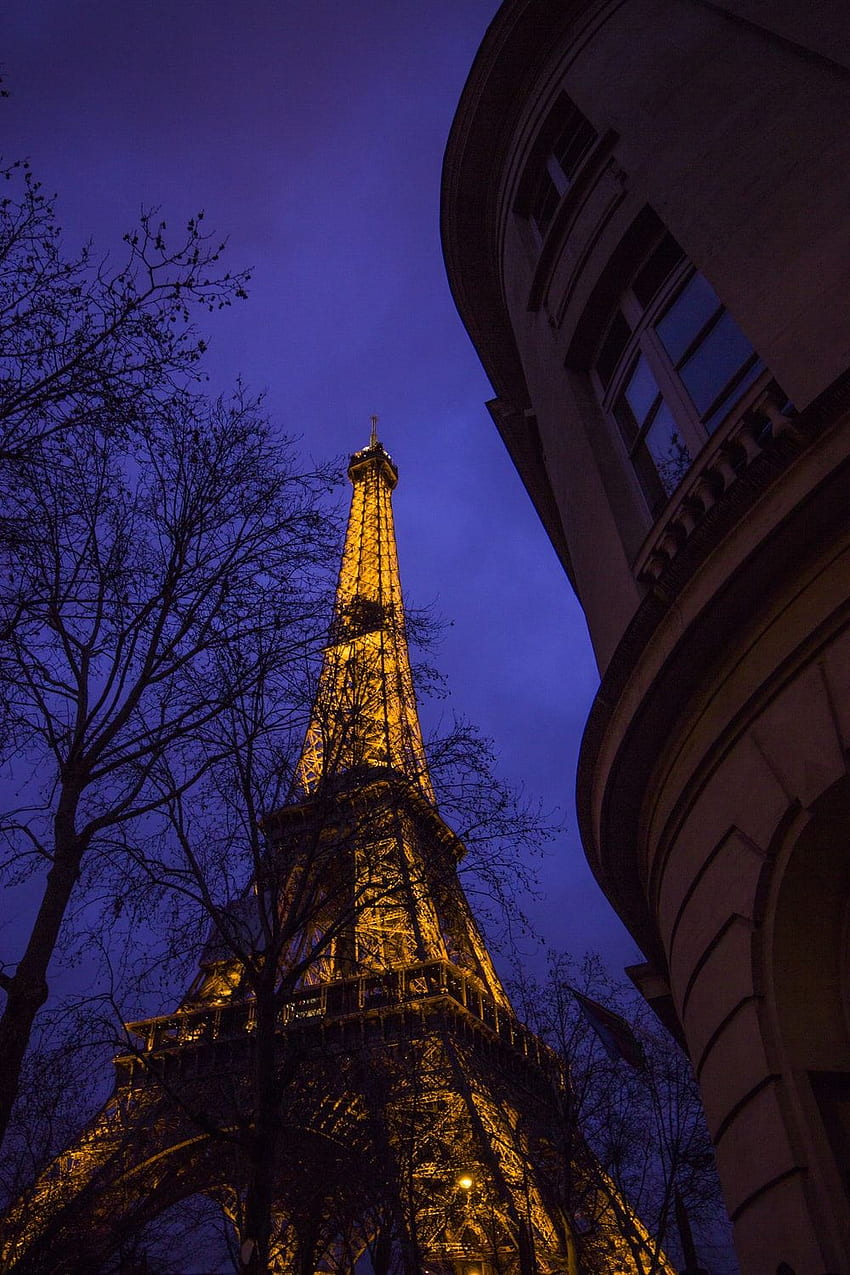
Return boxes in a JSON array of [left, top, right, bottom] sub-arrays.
[[633, 375, 797, 585], [121, 959, 565, 1089]]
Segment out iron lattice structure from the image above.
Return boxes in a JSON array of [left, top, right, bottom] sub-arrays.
[[1, 432, 669, 1274]]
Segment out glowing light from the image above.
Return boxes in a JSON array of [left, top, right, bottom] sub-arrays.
[[4, 430, 676, 1275], [296, 438, 434, 800]]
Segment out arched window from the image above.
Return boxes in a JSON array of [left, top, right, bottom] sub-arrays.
[[592, 233, 764, 514]]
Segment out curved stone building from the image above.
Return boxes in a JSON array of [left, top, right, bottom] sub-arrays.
[[442, 4, 850, 1272]]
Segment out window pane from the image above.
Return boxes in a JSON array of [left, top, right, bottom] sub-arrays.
[[613, 396, 639, 447], [623, 355, 660, 425], [704, 357, 763, 433], [632, 234, 686, 309], [633, 446, 667, 515], [680, 311, 755, 415], [644, 402, 691, 495], [595, 311, 633, 388], [553, 115, 596, 182], [531, 171, 561, 236], [519, 94, 597, 235], [656, 273, 721, 364]]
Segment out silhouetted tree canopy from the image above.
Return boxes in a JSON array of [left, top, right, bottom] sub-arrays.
[[0, 151, 340, 1154], [0, 156, 248, 462], [511, 953, 736, 1274]]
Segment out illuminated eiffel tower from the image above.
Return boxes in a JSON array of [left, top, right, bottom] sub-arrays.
[[2, 425, 667, 1274]]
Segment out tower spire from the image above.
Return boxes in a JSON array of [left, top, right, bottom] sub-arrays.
[[297, 430, 433, 798]]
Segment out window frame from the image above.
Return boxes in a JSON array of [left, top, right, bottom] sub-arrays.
[[592, 249, 761, 514], [516, 93, 599, 248]]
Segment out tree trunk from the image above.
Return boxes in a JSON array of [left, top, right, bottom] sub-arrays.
[[371, 1228, 393, 1275], [241, 989, 282, 1275], [0, 798, 84, 1149]]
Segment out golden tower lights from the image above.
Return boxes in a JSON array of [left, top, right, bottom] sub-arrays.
[[1, 427, 668, 1275]]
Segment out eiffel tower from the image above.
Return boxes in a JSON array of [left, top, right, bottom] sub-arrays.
[[2, 426, 666, 1274]]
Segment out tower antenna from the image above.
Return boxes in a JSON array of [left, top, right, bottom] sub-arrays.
[[370, 414, 379, 447]]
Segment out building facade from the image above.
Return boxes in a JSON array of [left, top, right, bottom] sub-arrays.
[[442, 3, 850, 1272]]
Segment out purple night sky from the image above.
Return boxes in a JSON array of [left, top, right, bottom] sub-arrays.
[[1, 1, 637, 974]]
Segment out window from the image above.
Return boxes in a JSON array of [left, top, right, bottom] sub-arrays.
[[592, 233, 763, 513], [519, 95, 598, 241]]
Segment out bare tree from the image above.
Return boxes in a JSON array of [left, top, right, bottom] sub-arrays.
[[512, 952, 736, 1274], [0, 187, 555, 1260], [0, 393, 336, 1153], [1, 629, 556, 1275], [0, 154, 249, 465], [424, 715, 551, 953]]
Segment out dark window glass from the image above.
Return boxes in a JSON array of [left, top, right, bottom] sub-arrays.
[[704, 358, 763, 433], [623, 355, 660, 425], [551, 111, 596, 183], [613, 396, 640, 447], [592, 243, 765, 516], [522, 95, 597, 239], [614, 390, 689, 505], [632, 234, 686, 308], [595, 312, 632, 388], [530, 174, 561, 236], [644, 403, 691, 495], [632, 442, 667, 513], [680, 311, 756, 414], [656, 273, 720, 364]]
